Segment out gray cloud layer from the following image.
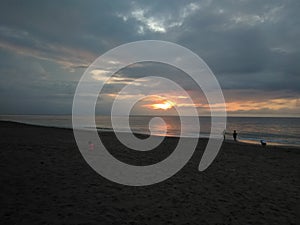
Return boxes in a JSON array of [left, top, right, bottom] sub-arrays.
[[0, 0, 299, 115]]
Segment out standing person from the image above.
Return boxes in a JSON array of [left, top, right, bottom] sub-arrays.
[[233, 130, 238, 141]]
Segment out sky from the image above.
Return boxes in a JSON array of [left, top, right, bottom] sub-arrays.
[[0, 0, 299, 117]]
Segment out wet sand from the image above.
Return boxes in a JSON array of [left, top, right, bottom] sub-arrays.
[[0, 121, 299, 225]]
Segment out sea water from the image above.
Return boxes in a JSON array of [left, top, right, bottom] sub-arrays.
[[1, 115, 299, 147]]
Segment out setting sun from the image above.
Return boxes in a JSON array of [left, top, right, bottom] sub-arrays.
[[151, 100, 175, 110]]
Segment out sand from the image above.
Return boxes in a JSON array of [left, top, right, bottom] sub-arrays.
[[0, 121, 299, 225]]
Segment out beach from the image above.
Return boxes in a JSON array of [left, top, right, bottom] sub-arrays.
[[0, 121, 299, 225]]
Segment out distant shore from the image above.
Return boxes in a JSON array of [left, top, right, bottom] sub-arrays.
[[0, 121, 299, 224]]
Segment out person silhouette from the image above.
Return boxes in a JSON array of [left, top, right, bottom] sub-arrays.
[[233, 130, 237, 141], [260, 139, 267, 147]]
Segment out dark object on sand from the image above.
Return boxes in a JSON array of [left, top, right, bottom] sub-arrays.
[[261, 140, 267, 147], [233, 130, 237, 141]]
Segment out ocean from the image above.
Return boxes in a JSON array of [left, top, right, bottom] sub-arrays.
[[1, 115, 299, 147]]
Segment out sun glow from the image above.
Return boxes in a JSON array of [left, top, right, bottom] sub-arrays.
[[151, 100, 175, 110]]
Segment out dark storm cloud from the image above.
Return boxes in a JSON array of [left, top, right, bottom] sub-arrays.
[[0, 0, 299, 115], [0, 0, 141, 68], [172, 0, 300, 92]]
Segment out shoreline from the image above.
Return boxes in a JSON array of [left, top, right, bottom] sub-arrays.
[[1, 119, 299, 149], [238, 138, 300, 149]]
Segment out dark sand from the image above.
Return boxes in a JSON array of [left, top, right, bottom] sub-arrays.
[[0, 121, 299, 225]]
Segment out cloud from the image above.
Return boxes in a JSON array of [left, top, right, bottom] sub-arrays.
[[116, 1, 201, 34], [0, 26, 96, 69], [0, 0, 299, 115]]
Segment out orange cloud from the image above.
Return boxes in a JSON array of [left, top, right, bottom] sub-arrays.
[[150, 100, 175, 110], [225, 98, 299, 112]]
